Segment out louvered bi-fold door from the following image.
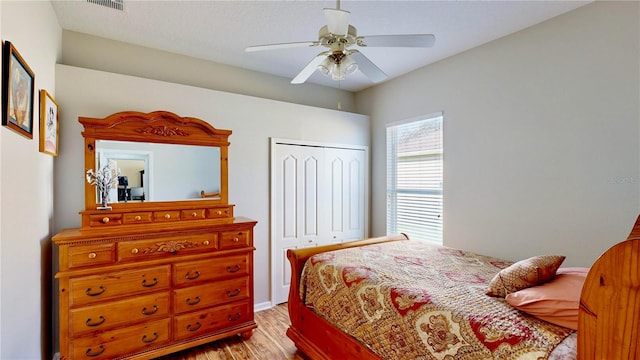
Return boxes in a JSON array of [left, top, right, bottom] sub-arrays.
[[272, 141, 367, 305]]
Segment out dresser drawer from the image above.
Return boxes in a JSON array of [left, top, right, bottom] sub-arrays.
[[118, 233, 218, 262], [173, 254, 249, 286], [173, 277, 249, 313], [173, 300, 252, 340], [122, 212, 153, 224], [70, 292, 170, 336], [88, 213, 123, 227], [206, 206, 232, 219], [220, 230, 251, 249], [71, 318, 170, 360], [181, 209, 206, 220], [67, 243, 115, 269], [68, 265, 170, 306], [153, 210, 181, 222]]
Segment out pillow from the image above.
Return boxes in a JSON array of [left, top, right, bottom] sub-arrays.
[[505, 267, 589, 330], [486, 255, 565, 297], [556, 267, 590, 276]]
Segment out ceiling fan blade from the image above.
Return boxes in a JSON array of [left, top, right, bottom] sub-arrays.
[[349, 50, 387, 83], [245, 41, 319, 52], [357, 34, 435, 48], [291, 53, 328, 84], [324, 8, 350, 36]]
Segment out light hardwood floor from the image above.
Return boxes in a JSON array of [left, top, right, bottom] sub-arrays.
[[157, 304, 308, 360]]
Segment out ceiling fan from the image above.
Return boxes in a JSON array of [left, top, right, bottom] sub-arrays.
[[245, 0, 435, 85]]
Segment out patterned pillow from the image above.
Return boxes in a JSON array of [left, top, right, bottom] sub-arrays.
[[486, 255, 566, 297]]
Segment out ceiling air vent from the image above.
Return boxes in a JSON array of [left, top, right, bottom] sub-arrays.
[[86, 0, 123, 11]]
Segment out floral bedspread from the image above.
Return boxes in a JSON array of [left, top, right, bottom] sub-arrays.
[[299, 241, 574, 360]]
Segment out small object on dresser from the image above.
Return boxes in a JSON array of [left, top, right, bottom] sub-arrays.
[[86, 160, 120, 210]]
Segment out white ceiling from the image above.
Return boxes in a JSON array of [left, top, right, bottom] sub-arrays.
[[51, 0, 590, 92]]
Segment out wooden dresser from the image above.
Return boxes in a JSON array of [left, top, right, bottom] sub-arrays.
[[54, 215, 257, 360], [54, 111, 257, 359]]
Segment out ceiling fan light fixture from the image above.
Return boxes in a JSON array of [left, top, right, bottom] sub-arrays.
[[342, 55, 358, 74], [318, 53, 358, 81], [317, 57, 333, 76]]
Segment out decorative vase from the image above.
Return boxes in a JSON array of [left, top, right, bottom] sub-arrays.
[[97, 187, 112, 210]]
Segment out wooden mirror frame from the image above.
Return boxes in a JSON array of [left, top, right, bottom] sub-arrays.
[[80, 110, 231, 211]]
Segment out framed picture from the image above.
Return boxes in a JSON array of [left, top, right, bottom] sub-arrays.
[[39, 90, 59, 156], [2, 41, 35, 139]]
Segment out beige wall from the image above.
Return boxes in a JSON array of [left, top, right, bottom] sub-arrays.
[[357, 1, 640, 266], [61, 30, 357, 113], [54, 64, 370, 307], [0, 1, 61, 359]]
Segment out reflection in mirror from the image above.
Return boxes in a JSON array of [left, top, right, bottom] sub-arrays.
[[97, 140, 221, 203]]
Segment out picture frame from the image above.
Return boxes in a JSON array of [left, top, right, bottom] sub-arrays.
[[2, 41, 35, 139], [39, 89, 59, 156]]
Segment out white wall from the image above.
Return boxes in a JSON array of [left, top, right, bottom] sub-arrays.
[[357, 1, 640, 267], [54, 65, 369, 307], [0, 1, 61, 359]]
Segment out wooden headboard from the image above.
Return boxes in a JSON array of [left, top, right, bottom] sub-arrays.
[[578, 215, 640, 359]]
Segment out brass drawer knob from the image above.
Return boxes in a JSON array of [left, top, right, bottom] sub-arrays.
[[191, 212, 197, 217], [141, 278, 158, 288], [85, 344, 105, 357], [88, 252, 97, 259], [185, 270, 200, 280], [85, 315, 105, 327], [85, 286, 105, 297], [203, 240, 210, 246], [217, 210, 222, 215], [228, 312, 241, 322], [186, 296, 201, 306], [187, 322, 201, 332], [142, 332, 159, 344], [134, 215, 141, 221], [141, 305, 158, 316], [233, 237, 239, 243], [164, 214, 171, 219], [131, 248, 139, 254], [102, 217, 109, 224]]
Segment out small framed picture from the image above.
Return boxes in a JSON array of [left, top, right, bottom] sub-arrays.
[[39, 90, 59, 156], [2, 41, 35, 139]]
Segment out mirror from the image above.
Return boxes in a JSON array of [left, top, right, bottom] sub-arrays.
[[97, 140, 221, 203], [80, 110, 231, 211]]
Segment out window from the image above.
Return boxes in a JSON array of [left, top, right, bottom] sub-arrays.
[[386, 113, 443, 244]]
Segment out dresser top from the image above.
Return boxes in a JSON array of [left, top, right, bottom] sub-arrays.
[[53, 216, 257, 244]]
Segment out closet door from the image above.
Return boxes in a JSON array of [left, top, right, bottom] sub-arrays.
[[325, 147, 366, 243], [271, 140, 368, 305], [272, 143, 327, 305]]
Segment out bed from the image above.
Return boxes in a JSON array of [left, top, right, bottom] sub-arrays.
[[286, 215, 640, 360]]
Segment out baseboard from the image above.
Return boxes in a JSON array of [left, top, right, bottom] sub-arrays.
[[254, 301, 273, 312]]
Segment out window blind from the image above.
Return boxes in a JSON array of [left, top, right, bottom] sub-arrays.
[[386, 115, 443, 244]]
